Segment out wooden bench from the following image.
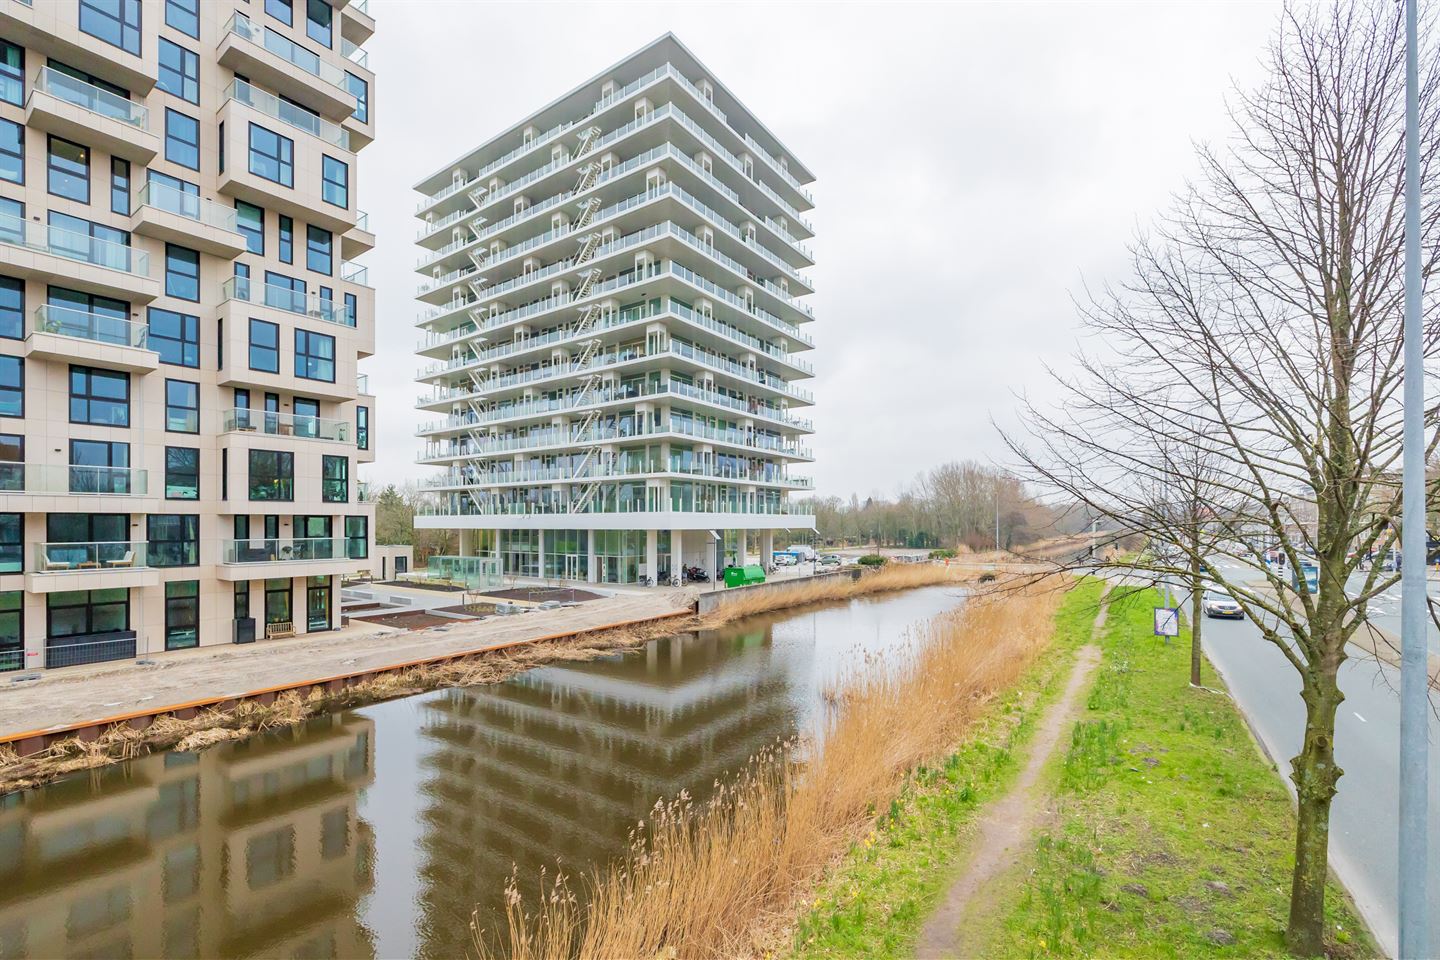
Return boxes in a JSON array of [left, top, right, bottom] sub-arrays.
[[265, 620, 295, 640]]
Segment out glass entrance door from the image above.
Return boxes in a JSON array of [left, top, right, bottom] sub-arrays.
[[306, 576, 330, 632], [564, 555, 581, 581]]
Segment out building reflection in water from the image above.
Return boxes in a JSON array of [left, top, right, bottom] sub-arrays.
[[415, 627, 799, 957], [0, 713, 377, 960]]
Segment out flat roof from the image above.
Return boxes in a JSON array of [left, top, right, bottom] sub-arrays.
[[413, 32, 815, 195]]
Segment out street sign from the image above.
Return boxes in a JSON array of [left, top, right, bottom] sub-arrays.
[[1153, 607, 1180, 637]]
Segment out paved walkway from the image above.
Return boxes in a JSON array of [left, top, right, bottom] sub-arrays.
[[0, 589, 692, 741], [914, 589, 1111, 958]]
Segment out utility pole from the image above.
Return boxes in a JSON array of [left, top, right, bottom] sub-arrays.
[[1399, 0, 1429, 954]]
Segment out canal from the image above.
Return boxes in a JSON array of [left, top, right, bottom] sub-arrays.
[[0, 585, 966, 959]]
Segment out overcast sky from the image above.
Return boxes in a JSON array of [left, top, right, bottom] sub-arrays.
[[357, 0, 1283, 501]]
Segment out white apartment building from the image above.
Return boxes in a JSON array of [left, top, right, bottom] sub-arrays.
[[412, 33, 816, 585], [0, 0, 378, 672]]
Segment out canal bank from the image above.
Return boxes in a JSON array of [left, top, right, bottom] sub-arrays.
[[0, 582, 981, 959]]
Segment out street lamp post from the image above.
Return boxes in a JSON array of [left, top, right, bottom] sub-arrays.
[[1399, 0, 1429, 955]]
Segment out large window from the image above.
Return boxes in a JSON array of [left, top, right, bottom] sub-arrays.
[[322, 455, 347, 502], [249, 449, 293, 501], [0, 514, 20, 573], [0, 276, 20, 340], [165, 446, 199, 499], [248, 124, 293, 188], [294, 329, 335, 382], [69, 366, 128, 426], [264, 578, 291, 626], [356, 405, 369, 450], [164, 245, 199, 301], [306, 226, 332, 275], [47, 588, 129, 639], [164, 581, 199, 649], [321, 156, 348, 208], [306, 0, 332, 47], [48, 212, 132, 270], [48, 287, 128, 342], [148, 514, 199, 567], [79, 0, 142, 56], [249, 318, 279, 373], [0, 591, 21, 671], [345, 515, 367, 559], [165, 379, 199, 433], [149, 308, 200, 367], [110, 157, 130, 215], [165, 109, 200, 170], [164, 0, 199, 38], [158, 39, 199, 104], [0, 119, 22, 184], [0, 40, 21, 106], [265, 0, 293, 26], [345, 72, 367, 125], [70, 438, 130, 494], [47, 136, 89, 202], [236, 201, 264, 254], [234, 581, 250, 619]]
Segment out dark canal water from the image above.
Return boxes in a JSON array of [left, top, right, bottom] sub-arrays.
[[0, 586, 966, 959]]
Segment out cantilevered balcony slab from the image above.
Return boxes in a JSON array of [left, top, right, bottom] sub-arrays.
[[217, 13, 355, 121], [414, 510, 817, 532], [0, 212, 158, 303], [26, 306, 159, 373], [341, 212, 375, 259], [25, 67, 158, 163], [130, 182, 247, 257]]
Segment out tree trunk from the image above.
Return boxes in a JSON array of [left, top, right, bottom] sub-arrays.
[[1286, 671, 1344, 956], [1189, 553, 1203, 687]]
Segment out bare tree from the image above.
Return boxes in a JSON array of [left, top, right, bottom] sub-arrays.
[[1007, 3, 1440, 953]]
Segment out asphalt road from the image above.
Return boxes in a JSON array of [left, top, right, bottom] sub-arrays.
[[1199, 609, 1440, 957]]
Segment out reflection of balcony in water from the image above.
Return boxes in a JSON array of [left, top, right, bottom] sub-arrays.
[[0, 713, 378, 960], [415, 629, 800, 954]]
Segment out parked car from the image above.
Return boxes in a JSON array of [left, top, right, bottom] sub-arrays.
[[818, 555, 841, 567], [1202, 590, 1244, 619], [772, 553, 798, 567]]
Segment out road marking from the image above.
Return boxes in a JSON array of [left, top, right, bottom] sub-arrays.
[[1354, 712, 1367, 723]]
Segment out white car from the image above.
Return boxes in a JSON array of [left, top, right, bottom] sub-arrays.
[[772, 554, 798, 567], [1202, 590, 1244, 619]]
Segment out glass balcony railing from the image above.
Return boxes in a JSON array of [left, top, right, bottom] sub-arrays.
[[31, 305, 148, 349], [222, 537, 348, 564], [221, 275, 354, 326], [32, 66, 148, 129], [341, 37, 368, 69], [356, 373, 370, 394], [353, 210, 369, 232], [340, 261, 368, 285], [0, 462, 149, 495], [0, 211, 149, 277], [135, 181, 240, 234], [224, 79, 350, 150], [351, 0, 370, 15], [221, 408, 351, 442], [35, 541, 149, 572], [223, 13, 347, 91]]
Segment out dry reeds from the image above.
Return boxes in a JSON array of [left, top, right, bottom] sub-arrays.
[[473, 580, 1064, 960]]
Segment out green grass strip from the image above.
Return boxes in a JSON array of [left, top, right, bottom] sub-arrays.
[[787, 578, 1107, 959]]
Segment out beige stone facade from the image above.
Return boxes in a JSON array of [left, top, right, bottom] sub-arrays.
[[0, 0, 377, 671]]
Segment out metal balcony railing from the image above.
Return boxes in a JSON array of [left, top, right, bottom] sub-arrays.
[[32, 66, 148, 129]]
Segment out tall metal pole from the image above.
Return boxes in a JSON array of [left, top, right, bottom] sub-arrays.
[[1399, 0, 1429, 954]]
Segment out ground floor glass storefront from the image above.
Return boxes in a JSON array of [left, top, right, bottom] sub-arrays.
[[543, 529, 588, 581]]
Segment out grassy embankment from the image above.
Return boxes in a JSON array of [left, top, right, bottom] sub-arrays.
[[473, 576, 1075, 959], [970, 586, 1374, 958], [0, 563, 974, 795], [782, 577, 1106, 957]]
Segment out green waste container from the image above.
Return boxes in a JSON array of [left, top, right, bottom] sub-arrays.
[[723, 564, 767, 588]]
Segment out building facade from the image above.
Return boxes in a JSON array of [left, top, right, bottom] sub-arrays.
[[0, 0, 377, 672], [412, 33, 816, 585]]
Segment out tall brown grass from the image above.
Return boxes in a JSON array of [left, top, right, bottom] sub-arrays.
[[473, 580, 1064, 959]]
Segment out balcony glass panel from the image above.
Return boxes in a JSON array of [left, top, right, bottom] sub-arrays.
[[0, 212, 148, 276], [223, 13, 346, 90], [221, 408, 350, 442], [34, 541, 148, 571], [224, 79, 350, 149], [221, 275, 353, 326], [222, 537, 346, 563], [136, 181, 240, 233], [32, 66, 148, 128], [31, 305, 148, 348]]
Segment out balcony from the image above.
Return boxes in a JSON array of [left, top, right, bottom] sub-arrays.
[[130, 181, 246, 257], [25, 66, 158, 163], [356, 373, 370, 395], [25, 305, 158, 372], [221, 408, 351, 443], [217, 13, 354, 120], [0, 461, 151, 495], [0, 211, 158, 302], [341, 210, 374, 260], [340, 261, 368, 286], [217, 537, 360, 580], [222, 78, 351, 151], [221, 276, 354, 327], [26, 541, 158, 593], [340, 0, 375, 46]]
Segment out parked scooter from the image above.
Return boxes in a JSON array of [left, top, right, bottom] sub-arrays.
[[683, 566, 711, 583]]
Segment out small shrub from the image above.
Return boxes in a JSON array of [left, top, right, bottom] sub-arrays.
[[858, 554, 888, 567], [928, 548, 958, 559]]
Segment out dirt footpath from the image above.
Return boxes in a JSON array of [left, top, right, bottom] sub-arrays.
[[0, 591, 692, 741]]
